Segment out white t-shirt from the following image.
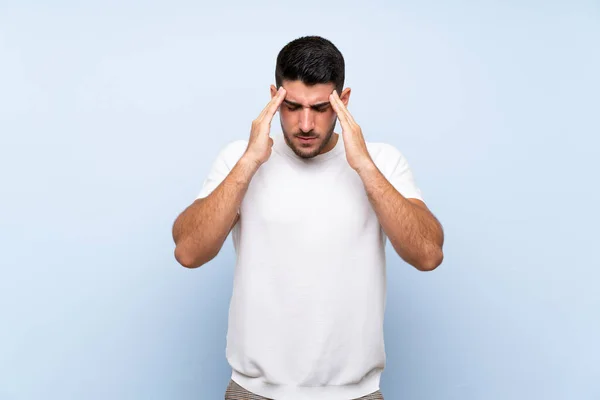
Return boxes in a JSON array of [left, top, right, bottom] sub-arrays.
[[197, 133, 423, 400]]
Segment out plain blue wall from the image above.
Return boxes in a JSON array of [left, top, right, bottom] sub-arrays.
[[1, 1, 599, 399]]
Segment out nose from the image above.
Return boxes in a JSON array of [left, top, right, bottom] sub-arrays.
[[298, 108, 315, 133]]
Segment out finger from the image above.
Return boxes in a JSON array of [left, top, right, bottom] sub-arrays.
[[258, 87, 286, 122], [331, 90, 356, 125], [256, 94, 278, 121], [265, 87, 286, 122], [329, 91, 351, 129], [330, 90, 350, 122]]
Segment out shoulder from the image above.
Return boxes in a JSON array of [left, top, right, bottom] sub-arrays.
[[366, 141, 423, 200], [366, 142, 409, 169], [220, 139, 248, 156], [216, 139, 248, 165]]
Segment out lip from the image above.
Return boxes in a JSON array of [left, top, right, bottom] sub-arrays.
[[297, 136, 317, 142]]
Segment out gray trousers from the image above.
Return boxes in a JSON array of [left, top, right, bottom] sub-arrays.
[[224, 379, 384, 400]]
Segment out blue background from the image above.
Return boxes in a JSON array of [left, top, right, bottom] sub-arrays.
[[1, 1, 599, 399]]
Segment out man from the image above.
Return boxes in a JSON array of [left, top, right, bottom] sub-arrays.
[[172, 36, 444, 400]]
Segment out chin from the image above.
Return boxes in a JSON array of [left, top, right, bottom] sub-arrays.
[[283, 127, 334, 159], [293, 145, 322, 159], [297, 150, 321, 159]]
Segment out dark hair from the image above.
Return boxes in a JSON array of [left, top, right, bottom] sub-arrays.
[[275, 36, 345, 93]]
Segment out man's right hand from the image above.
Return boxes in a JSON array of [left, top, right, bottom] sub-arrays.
[[243, 86, 287, 166]]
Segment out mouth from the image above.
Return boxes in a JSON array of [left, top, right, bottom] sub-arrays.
[[296, 136, 317, 143]]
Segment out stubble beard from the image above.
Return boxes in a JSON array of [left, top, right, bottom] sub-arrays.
[[282, 119, 337, 159]]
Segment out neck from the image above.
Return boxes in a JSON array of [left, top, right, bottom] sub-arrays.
[[319, 132, 339, 155]]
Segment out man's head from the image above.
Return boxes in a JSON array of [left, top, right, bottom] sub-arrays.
[[270, 36, 351, 159]]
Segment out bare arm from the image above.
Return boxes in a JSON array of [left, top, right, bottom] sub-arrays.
[[172, 86, 287, 269], [328, 90, 444, 271], [172, 156, 259, 268], [357, 164, 444, 271]]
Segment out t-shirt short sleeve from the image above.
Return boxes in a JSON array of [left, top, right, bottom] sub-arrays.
[[372, 143, 424, 201], [196, 140, 248, 200]]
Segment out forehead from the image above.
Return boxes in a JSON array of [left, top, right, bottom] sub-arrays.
[[281, 80, 335, 105]]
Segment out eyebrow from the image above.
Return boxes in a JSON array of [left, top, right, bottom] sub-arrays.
[[283, 99, 331, 109]]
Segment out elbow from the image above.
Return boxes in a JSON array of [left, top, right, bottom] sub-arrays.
[[174, 244, 216, 269], [414, 248, 444, 272]]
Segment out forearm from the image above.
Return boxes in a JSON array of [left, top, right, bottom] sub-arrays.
[[357, 163, 444, 271], [173, 156, 259, 268]]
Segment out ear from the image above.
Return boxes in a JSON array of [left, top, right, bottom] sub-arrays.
[[270, 84, 278, 99], [339, 87, 351, 107]]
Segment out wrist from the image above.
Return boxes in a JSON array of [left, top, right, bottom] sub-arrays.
[[238, 153, 262, 173], [354, 158, 377, 176]]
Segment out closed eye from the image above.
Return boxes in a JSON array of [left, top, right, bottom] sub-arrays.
[[286, 105, 330, 112]]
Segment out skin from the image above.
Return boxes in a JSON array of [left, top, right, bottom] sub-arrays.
[[173, 81, 444, 271], [172, 88, 287, 268], [328, 89, 444, 271], [269, 80, 349, 159]]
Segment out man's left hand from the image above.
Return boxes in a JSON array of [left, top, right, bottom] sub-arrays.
[[329, 90, 374, 172]]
